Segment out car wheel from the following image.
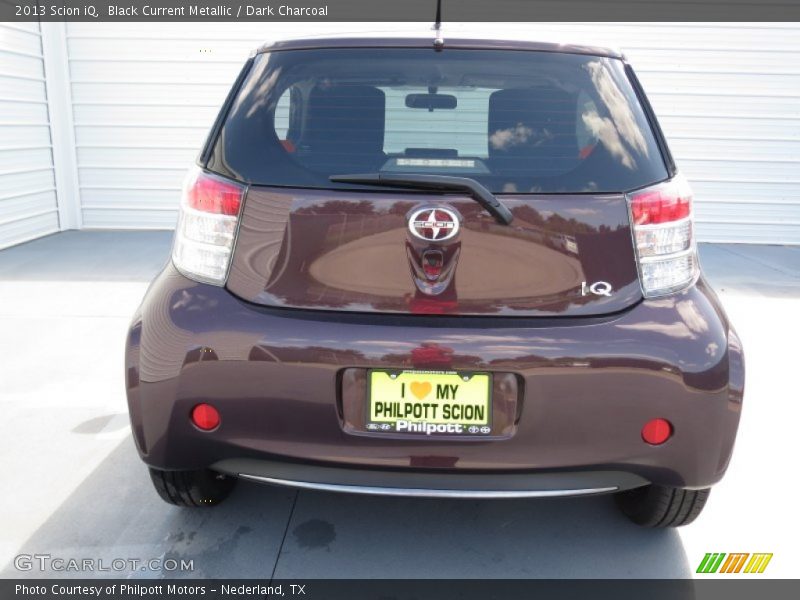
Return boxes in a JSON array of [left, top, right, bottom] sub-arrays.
[[148, 467, 236, 507], [615, 484, 710, 527]]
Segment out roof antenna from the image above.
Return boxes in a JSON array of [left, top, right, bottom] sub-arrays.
[[432, 0, 444, 51]]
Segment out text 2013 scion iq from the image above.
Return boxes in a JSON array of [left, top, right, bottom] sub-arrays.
[[126, 33, 744, 527]]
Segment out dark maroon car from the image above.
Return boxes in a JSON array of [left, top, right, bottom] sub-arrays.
[[125, 34, 744, 527]]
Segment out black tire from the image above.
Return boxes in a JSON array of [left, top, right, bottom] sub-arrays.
[[148, 467, 236, 507], [615, 484, 710, 527]]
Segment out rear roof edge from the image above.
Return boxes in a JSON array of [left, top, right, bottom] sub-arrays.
[[254, 36, 623, 59]]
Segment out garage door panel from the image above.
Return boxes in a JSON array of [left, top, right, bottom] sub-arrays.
[[70, 82, 231, 104], [67, 37, 255, 60], [679, 159, 799, 183], [0, 125, 51, 147], [631, 49, 800, 75], [638, 71, 800, 96], [696, 201, 800, 223], [692, 180, 800, 204], [79, 167, 184, 189], [74, 125, 209, 148], [81, 208, 177, 229], [4, 22, 39, 35], [0, 23, 59, 248], [0, 211, 59, 248], [648, 94, 800, 120], [0, 191, 59, 222], [697, 222, 800, 243], [660, 115, 800, 140], [77, 147, 196, 169], [72, 103, 219, 127], [2, 170, 56, 197], [0, 148, 54, 171], [0, 75, 46, 101], [79, 188, 179, 208], [544, 24, 800, 51], [0, 27, 43, 55], [70, 60, 241, 83], [0, 50, 44, 78], [66, 21, 272, 40], [670, 138, 798, 162], [0, 99, 50, 123]]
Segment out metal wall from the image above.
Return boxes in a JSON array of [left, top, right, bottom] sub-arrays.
[[0, 22, 59, 250], [63, 23, 344, 229]]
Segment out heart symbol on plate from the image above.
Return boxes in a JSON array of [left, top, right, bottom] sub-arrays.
[[410, 381, 432, 400]]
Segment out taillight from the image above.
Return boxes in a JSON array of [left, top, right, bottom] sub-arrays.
[[627, 174, 698, 297], [172, 167, 245, 284]]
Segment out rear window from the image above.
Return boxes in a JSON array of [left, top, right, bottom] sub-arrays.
[[208, 48, 668, 194]]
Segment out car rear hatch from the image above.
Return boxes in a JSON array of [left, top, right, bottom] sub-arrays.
[[228, 186, 640, 316], [207, 44, 670, 317]]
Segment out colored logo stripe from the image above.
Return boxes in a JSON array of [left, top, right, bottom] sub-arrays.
[[744, 553, 773, 574], [697, 553, 726, 573], [697, 553, 773, 574], [720, 553, 749, 573]]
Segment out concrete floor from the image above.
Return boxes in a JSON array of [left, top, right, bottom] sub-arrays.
[[0, 231, 798, 579]]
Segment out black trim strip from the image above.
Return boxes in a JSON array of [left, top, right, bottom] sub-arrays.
[[625, 63, 676, 177], [198, 56, 255, 167]]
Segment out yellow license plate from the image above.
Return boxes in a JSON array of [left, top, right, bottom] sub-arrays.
[[367, 370, 492, 436]]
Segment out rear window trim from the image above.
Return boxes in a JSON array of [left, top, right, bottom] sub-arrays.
[[254, 38, 624, 60], [624, 62, 676, 177], [199, 55, 255, 167]]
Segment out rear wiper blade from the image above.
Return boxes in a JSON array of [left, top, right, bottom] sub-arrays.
[[329, 173, 514, 225]]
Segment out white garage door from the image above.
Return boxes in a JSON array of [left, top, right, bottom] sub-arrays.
[[547, 23, 800, 244], [64, 23, 800, 244], [65, 23, 346, 230], [0, 22, 60, 250]]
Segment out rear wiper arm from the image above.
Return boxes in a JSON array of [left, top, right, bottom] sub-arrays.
[[329, 173, 513, 225]]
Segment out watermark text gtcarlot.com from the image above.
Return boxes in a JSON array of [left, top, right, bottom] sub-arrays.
[[14, 554, 194, 572]]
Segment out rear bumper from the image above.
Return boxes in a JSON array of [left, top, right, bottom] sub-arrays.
[[215, 458, 647, 498], [126, 265, 744, 490]]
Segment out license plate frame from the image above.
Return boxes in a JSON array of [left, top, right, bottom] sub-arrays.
[[365, 369, 493, 437]]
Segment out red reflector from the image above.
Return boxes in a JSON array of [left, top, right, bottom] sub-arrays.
[[641, 418, 672, 445], [191, 403, 220, 431], [629, 185, 691, 225], [185, 171, 243, 216]]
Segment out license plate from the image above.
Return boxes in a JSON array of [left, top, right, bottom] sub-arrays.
[[367, 370, 492, 436]]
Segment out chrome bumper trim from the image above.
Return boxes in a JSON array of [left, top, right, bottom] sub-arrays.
[[238, 473, 618, 498]]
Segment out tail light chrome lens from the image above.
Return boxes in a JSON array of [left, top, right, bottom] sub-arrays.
[[627, 174, 699, 297], [172, 167, 245, 285]]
